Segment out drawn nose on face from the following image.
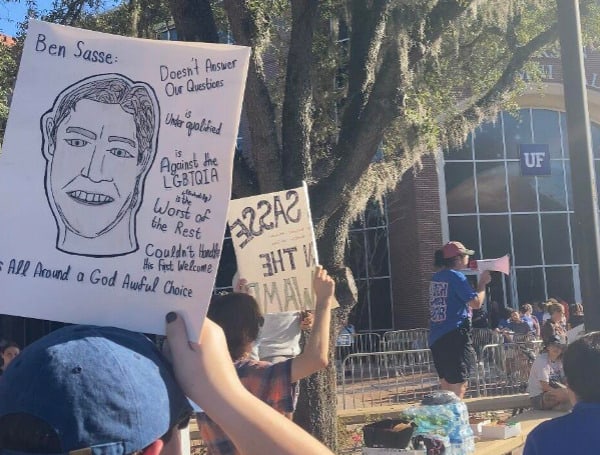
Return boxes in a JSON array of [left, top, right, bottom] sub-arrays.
[[81, 147, 109, 182]]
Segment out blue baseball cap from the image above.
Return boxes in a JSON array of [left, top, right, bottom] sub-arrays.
[[0, 325, 192, 455]]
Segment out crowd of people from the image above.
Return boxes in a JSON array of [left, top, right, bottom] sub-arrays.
[[0, 238, 594, 455], [0, 266, 337, 455], [427, 241, 589, 402]]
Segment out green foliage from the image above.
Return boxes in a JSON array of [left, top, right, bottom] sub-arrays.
[[0, 39, 20, 144]]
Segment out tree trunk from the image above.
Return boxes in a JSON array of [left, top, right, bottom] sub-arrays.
[[293, 206, 358, 451], [168, 0, 219, 43]]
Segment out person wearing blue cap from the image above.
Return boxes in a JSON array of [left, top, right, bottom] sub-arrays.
[[0, 324, 192, 455], [0, 316, 333, 455]]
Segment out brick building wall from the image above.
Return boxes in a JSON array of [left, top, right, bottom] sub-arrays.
[[388, 154, 442, 330]]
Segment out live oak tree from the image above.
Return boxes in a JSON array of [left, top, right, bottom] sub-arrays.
[[3, 0, 600, 450]]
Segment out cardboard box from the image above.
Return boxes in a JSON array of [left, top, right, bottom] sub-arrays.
[[469, 418, 491, 435], [480, 422, 522, 439], [362, 448, 426, 455]]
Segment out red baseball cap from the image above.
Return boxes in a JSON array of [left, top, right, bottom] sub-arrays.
[[442, 241, 475, 259]]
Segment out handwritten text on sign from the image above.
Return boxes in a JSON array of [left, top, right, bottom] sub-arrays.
[[228, 185, 318, 314], [0, 20, 250, 339]]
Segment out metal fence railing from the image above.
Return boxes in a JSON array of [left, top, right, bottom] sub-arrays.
[[337, 349, 439, 410], [380, 328, 429, 351], [477, 341, 543, 397], [336, 339, 544, 410]]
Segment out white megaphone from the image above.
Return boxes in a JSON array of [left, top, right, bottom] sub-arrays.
[[469, 254, 510, 275]]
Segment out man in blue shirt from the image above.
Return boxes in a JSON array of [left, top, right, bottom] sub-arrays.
[[524, 332, 600, 455]]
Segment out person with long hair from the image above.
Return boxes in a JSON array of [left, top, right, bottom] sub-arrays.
[[429, 241, 491, 399]]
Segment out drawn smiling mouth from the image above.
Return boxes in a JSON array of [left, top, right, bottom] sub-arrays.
[[67, 190, 114, 205]]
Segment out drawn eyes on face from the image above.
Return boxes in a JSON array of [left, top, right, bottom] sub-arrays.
[[109, 148, 134, 159], [64, 138, 89, 147]]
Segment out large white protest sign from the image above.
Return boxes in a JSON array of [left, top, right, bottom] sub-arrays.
[[0, 20, 250, 339], [227, 184, 319, 314]]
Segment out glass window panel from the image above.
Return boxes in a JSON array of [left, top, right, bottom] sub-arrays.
[[364, 200, 387, 228], [503, 110, 532, 159], [541, 213, 572, 265], [473, 116, 504, 160], [368, 278, 394, 331], [367, 227, 390, 277], [351, 212, 365, 230], [532, 109, 562, 159], [507, 162, 538, 212], [480, 215, 511, 259], [486, 270, 508, 310], [347, 232, 366, 280], [444, 134, 473, 161], [445, 162, 476, 213], [352, 279, 370, 331], [448, 216, 480, 259], [512, 214, 542, 266], [476, 162, 508, 212], [538, 160, 567, 211], [516, 267, 545, 304], [545, 267, 575, 304]]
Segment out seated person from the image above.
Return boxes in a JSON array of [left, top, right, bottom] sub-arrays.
[[0, 341, 19, 375], [520, 303, 540, 338], [524, 332, 600, 455], [471, 307, 489, 329], [567, 303, 585, 330], [497, 310, 531, 342], [527, 335, 571, 411], [199, 266, 335, 454], [495, 306, 513, 331], [541, 302, 567, 344]]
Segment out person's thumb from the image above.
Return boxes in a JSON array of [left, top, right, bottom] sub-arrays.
[[165, 311, 190, 354]]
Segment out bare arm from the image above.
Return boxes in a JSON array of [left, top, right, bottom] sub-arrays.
[[290, 266, 335, 383], [166, 313, 333, 455], [468, 270, 491, 309]]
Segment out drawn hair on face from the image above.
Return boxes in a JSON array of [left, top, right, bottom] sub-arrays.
[[41, 73, 160, 257]]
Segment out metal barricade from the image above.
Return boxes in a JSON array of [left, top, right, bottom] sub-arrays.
[[335, 332, 382, 376], [471, 328, 503, 360], [478, 340, 543, 396], [337, 349, 440, 410], [381, 329, 429, 351]]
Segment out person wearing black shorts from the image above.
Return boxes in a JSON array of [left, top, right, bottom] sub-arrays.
[[429, 241, 491, 399]]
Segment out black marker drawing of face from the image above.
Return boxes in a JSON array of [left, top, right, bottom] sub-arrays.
[[41, 74, 160, 257]]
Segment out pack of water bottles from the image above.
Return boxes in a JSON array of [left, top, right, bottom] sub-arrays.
[[398, 391, 475, 454]]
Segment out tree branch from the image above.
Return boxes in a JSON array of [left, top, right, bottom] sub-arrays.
[[449, 23, 558, 127], [223, 0, 283, 193], [337, 0, 390, 138], [408, 0, 475, 68], [281, 0, 319, 188], [312, 34, 404, 223]]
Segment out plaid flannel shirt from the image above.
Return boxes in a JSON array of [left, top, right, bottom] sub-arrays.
[[197, 358, 296, 455]]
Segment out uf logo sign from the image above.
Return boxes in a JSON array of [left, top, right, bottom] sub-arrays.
[[519, 144, 551, 176]]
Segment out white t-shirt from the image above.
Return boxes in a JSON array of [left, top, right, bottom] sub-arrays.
[[250, 312, 302, 361], [527, 352, 564, 397]]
